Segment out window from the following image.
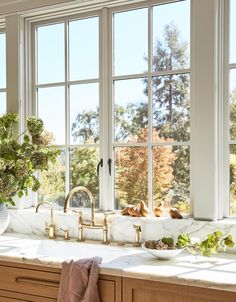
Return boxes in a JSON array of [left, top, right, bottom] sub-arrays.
[[112, 1, 190, 212], [32, 1, 190, 212], [229, 0, 236, 216], [0, 31, 6, 115], [34, 17, 100, 207]]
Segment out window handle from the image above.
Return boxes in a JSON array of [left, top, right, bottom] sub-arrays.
[[97, 159, 103, 175], [108, 158, 112, 176]]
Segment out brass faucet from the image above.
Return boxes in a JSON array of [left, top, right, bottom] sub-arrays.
[[36, 201, 56, 239], [133, 223, 142, 247], [64, 186, 112, 244], [64, 186, 95, 226]]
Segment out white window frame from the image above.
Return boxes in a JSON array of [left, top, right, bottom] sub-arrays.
[[108, 1, 191, 212], [31, 10, 106, 209], [0, 27, 6, 114], [223, 0, 236, 218], [1, 0, 231, 220]]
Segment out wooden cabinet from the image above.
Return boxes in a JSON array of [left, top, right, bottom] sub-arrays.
[[122, 277, 236, 302], [0, 261, 121, 302], [1, 260, 236, 302]]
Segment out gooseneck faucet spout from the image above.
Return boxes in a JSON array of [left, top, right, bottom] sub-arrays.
[[64, 186, 95, 226]]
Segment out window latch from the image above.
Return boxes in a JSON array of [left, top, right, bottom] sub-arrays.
[[96, 159, 103, 175], [108, 158, 112, 176]]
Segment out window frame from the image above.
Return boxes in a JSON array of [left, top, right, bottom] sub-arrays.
[[0, 28, 6, 115], [223, 0, 236, 218], [31, 10, 106, 209], [2, 0, 229, 220], [108, 1, 191, 212], [30, 0, 192, 212]]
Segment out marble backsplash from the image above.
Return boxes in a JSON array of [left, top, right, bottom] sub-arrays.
[[6, 209, 236, 252]]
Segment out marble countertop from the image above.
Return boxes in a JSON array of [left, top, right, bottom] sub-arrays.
[[1, 233, 236, 292]]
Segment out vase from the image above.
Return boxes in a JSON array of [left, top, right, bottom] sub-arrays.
[[0, 203, 10, 235]]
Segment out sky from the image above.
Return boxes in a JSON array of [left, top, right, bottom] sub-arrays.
[[35, 0, 190, 145], [1, 0, 235, 144]]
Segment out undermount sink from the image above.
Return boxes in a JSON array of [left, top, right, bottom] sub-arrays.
[[22, 239, 144, 262]]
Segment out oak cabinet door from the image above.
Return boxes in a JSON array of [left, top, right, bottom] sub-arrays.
[[122, 277, 236, 302], [0, 261, 121, 302], [98, 274, 121, 302]]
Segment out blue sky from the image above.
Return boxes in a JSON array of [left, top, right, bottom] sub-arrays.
[[35, 0, 190, 144], [2, 0, 236, 142]]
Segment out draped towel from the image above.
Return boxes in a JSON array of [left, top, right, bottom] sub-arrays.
[[57, 256, 102, 302]]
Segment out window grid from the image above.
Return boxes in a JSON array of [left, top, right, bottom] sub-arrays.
[[32, 0, 191, 212], [110, 1, 190, 211], [33, 15, 101, 206]]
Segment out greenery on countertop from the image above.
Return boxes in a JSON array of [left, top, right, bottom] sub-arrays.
[[176, 231, 235, 257], [0, 113, 59, 206]]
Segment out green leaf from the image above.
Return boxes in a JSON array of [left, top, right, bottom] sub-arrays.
[[23, 134, 30, 144], [162, 237, 174, 246], [177, 233, 190, 248], [17, 191, 24, 198], [222, 234, 235, 248]]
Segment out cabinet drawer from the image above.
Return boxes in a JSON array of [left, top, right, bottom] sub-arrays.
[[0, 264, 60, 300]]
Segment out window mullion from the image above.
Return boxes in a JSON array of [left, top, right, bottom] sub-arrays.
[[65, 20, 70, 196], [147, 2, 153, 212], [100, 7, 111, 210], [223, 0, 230, 217]]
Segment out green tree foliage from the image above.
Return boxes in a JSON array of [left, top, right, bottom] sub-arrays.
[[39, 151, 65, 206], [151, 23, 190, 210], [40, 23, 190, 212], [71, 109, 99, 144], [70, 148, 99, 206]]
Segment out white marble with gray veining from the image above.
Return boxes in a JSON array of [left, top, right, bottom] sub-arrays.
[[1, 232, 236, 292], [7, 209, 236, 252]]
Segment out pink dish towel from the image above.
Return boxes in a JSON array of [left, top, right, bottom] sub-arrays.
[[57, 256, 102, 302]]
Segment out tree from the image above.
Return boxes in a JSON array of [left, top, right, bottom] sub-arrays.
[[115, 128, 175, 209], [41, 22, 190, 212], [70, 148, 99, 206], [150, 23, 190, 211], [71, 109, 99, 144], [39, 152, 65, 206]]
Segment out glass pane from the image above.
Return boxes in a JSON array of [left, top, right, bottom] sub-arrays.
[[70, 83, 99, 144], [230, 69, 236, 140], [0, 92, 6, 116], [230, 0, 236, 63], [153, 0, 190, 71], [37, 23, 65, 84], [114, 78, 148, 143], [70, 147, 99, 208], [153, 145, 190, 215], [69, 17, 99, 81], [38, 149, 66, 206], [230, 144, 236, 216], [0, 33, 6, 89], [114, 8, 148, 76], [38, 86, 65, 145], [115, 147, 148, 209], [152, 74, 190, 142]]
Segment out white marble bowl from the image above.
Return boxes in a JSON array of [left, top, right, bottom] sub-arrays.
[[142, 243, 184, 260]]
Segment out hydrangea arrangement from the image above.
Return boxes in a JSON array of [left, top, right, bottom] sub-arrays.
[[0, 113, 59, 205]]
